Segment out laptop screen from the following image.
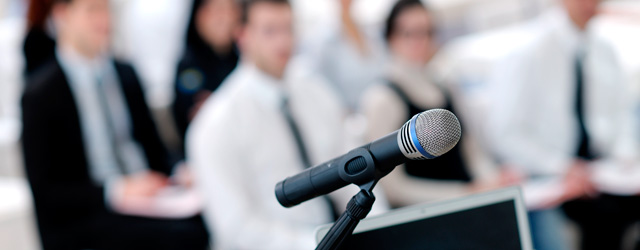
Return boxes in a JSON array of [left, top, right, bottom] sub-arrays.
[[316, 187, 532, 250], [341, 200, 520, 249]]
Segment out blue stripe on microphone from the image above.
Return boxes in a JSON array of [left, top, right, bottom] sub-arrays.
[[410, 115, 435, 159]]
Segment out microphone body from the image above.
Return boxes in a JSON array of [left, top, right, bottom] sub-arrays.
[[276, 109, 461, 208]]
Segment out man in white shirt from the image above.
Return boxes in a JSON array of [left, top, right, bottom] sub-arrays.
[[187, 0, 387, 249], [490, 0, 640, 249]]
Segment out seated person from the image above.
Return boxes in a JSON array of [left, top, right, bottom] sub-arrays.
[[489, 0, 640, 249], [187, 0, 387, 248], [21, 0, 208, 249], [172, 0, 240, 154], [313, 0, 386, 112], [361, 0, 502, 207]]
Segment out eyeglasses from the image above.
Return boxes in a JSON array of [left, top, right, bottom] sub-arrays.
[[393, 28, 435, 40]]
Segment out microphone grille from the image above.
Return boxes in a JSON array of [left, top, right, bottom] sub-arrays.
[[415, 109, 462, 157]]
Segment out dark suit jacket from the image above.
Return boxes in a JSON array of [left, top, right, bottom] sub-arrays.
[[21, 58, 173, 249], [23, 28, 56, 76]]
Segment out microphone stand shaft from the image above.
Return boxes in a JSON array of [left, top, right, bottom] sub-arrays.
[[316, 190, 375, 250]]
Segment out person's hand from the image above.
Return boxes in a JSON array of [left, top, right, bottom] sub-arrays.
[[172, 163, 195, 188], [469, 167, 524, 193], [108, 171, 170, 215], [498, 167, 525, 187], [121, 171, 169, 198], [561, 160, 596, 201]]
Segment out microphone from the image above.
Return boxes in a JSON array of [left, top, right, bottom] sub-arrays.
[[275, 109, 462, 208]]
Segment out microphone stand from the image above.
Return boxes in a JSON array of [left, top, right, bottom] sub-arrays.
[[316, 180, 378, 250]]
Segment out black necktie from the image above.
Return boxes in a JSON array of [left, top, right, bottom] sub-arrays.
[[96, 76, 128, 174], [281, 96, 312, 168], [281, 95, 338, 219], [575, 55, 594, 160]]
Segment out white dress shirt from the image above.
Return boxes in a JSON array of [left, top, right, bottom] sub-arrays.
[[489, 8, 639, 208], [360, 58, 499, 205], [57, 46, 149, 185], [187, 61, 387, 250]]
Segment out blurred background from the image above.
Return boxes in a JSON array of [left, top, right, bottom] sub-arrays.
[[1, 0, 640, 249]]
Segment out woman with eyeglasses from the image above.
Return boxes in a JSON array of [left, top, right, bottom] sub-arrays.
[[361, 0, 502, 208]]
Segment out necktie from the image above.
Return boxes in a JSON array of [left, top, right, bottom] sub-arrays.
[[281, 95, 338, 219], [575, 55, 594, 160], [281, 95, 312, 168], [96, 76, 129, 174]]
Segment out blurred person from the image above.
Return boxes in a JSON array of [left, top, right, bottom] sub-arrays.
[[23, 0, 57, 76], [313, 0, 386, 112], [361, 0, 502, 208], [172, 0, 240, 155], [187, 0, 387, 248], [21, 0, 209, 249], [490, 0, 640, 249]]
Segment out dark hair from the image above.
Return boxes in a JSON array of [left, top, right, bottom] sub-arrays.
[[27, 0, 54, 29], [384, 0, 429, 41], [239, 0, 290, 25], [185, 0, 208, 48], [27, 0, 75, 29]]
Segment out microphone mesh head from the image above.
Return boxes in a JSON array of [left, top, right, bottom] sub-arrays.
[[415, 109, 462, 157]]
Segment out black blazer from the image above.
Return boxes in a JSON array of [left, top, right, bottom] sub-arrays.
[[21, 59, 173, 248], [23, 28, 56, 76]]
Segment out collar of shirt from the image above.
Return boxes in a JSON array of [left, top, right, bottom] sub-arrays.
[[237, 62, 288, 108], [56, 45, 111, 81], [545, 7, 588, 56]]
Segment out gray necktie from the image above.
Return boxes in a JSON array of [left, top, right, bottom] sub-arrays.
[[96, 76, 128, 174]]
